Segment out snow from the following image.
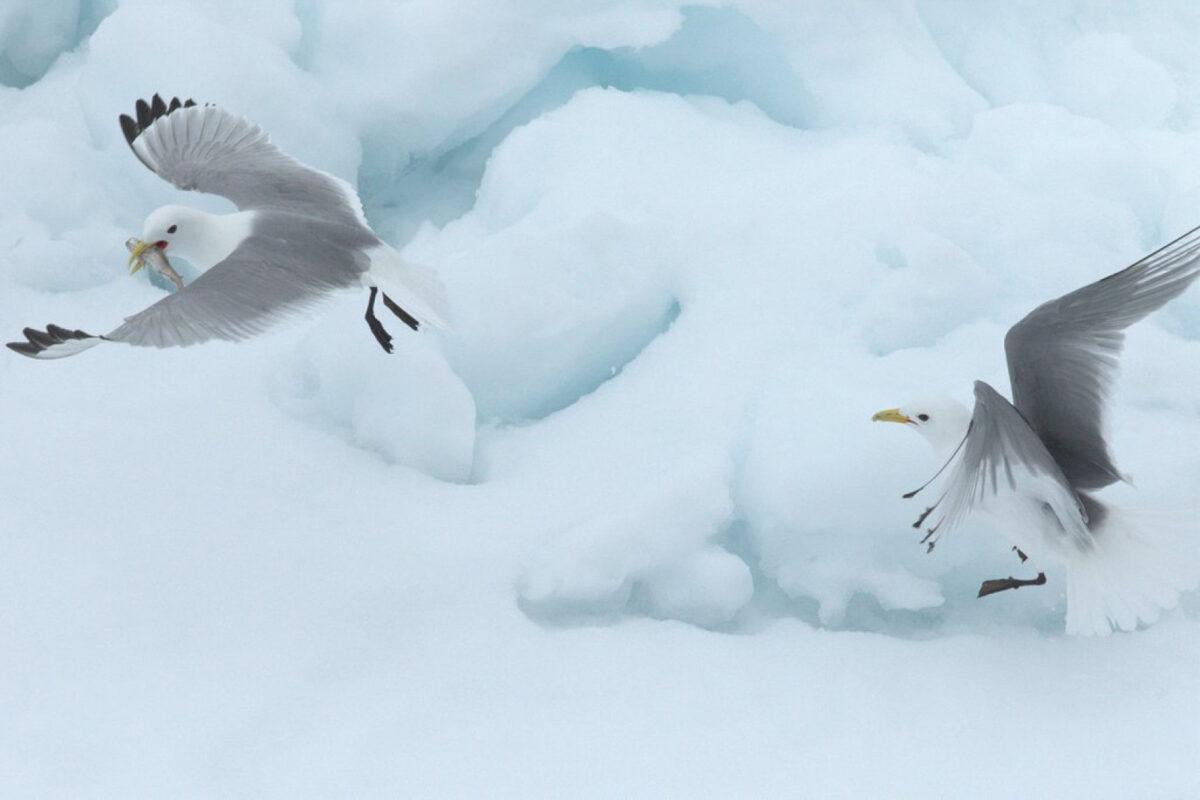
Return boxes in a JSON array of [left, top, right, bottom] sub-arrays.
[[2, 1, 1199, 796]]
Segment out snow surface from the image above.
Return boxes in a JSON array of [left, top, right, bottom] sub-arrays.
[[2, 1, 1199, 796]]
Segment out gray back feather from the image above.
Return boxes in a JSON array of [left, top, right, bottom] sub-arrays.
[[1004, 225, 1200, 489]]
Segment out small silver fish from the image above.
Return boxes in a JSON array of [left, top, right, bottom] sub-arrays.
[[125, 237, 184, 291]]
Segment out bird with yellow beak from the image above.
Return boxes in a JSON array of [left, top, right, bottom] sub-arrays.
[[872, 225, 1200, 635], [6, 94, 451, 360]]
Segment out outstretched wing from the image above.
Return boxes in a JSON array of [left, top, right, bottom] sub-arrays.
[[106, 230, 368, 348], [7, 220, 371, 357], [119, 94, 366, 227], [914, 381, 1090, 551], [1005, 225, 1200, 489]]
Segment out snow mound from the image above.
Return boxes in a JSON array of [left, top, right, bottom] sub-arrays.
[[269, 296, 476, 482], [519, 474, 750, 628]]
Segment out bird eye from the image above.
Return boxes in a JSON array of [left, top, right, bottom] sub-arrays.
[[917, 414, 930, 422], [167, 224, 178, 234]]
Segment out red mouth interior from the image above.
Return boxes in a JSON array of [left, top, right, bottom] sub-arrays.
[[155, 240, 169, 249]]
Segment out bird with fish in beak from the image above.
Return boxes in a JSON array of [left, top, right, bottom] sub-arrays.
[[126, 235, 184, 291]]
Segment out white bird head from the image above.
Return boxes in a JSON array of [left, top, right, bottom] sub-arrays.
[[139, 205, 213, 267], [872, 396, 972, 454]]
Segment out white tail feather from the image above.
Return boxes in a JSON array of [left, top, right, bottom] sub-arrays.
[[1064, 506, 1198, 636], [364, 245, 453, 332]]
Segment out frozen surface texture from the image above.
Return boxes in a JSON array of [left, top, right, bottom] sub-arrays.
[[1, 2, 1198, 797]]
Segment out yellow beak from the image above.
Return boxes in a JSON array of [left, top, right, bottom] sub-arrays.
[[127, 239, 156, 273], [872, 408, 913, 424]]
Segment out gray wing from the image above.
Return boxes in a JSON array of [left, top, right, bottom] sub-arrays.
[[7, 223, 368, 356], [915, 381, 1090, 551], [119, 95, 366, 227], [1005, 225, 1200, 489], [106, 219, 371, 348]]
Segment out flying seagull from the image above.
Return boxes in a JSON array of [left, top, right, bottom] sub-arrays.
[[7, 94, 450, 359], [873, 226, 1200, 635]]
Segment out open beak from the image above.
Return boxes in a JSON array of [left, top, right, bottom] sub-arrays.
[[871, 408, 914, 424]]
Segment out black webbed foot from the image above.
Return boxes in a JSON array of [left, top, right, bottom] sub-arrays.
[[977, 572, 1046, 598], [381, 292, 420, 332], [365, 286, 393, 353], [1013, 547, 1028, 563]]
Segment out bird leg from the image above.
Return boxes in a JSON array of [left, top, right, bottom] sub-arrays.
[[380, 292, 420, 332], [911, 505, 937, 530], [977, 572, 1046, 598], [919, 521, 941, 553], [365, 286, 393, 353], [1013, 547, 1028, 563]]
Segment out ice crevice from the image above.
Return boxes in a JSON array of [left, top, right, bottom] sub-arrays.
[[463, 297, 682, 426], [0, 0, 116, 88], [360, 5, 813, 245]]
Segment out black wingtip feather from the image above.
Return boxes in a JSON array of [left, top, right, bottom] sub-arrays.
[[119, 114, 138, 145], [22, 327, 55, 348], [7, 324, 98, 358], [6, 341, 40, 357], [46, 324, 88, 341], [120, 94, 203, 148]]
